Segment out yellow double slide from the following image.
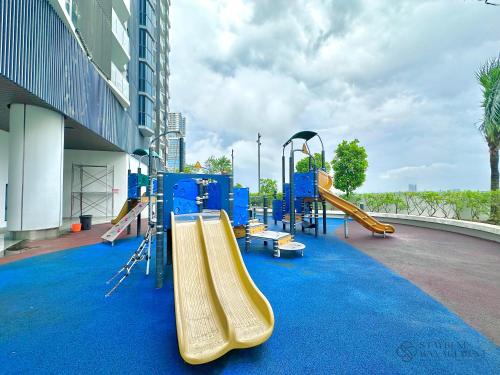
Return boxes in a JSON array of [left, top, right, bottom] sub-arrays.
[[171, 210, 274, 365]]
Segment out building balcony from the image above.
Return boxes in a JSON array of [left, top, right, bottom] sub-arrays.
[[112, 10, 130, 68], [112, 0, 131, 23], [109, 63, 130, 107]]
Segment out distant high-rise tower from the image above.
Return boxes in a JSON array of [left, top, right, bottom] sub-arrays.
[[167, 113, 186, 171], [408, 184, 417, 192]]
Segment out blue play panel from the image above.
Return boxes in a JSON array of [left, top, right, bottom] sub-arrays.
[[0, 219, 498, 374]]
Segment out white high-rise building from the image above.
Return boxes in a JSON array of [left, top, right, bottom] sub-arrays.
[[0, 0, 171, 237], [167, 113, 186, 171]]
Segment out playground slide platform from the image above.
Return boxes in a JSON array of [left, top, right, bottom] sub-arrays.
[[101, 202, 148, 244], [249, 230, 305, 257], [318, 170, 395, 235], [171, 210, 274, 365]]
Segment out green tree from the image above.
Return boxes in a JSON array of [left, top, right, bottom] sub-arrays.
[[259, 178, 277, 197], [331, 139, 368, 197], [234, 182, 243, 188], [477, 57, 500, 223], [295, 152, 331, 173], [205, 155, 232, 174], [182, 164, 196, 173]]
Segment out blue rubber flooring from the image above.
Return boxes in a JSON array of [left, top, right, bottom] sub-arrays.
[[0, 218, 498, 374]]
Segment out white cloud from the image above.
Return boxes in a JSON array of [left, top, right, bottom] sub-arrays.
[[380, 163, 456, 180], [169, 0, 499, 192]]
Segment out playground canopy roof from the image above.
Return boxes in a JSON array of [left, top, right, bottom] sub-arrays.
[[132, 148, 160, 158], [283, 131, 319, 147]]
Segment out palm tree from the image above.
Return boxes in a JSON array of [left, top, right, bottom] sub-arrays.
[[477, 57, 500, 222]]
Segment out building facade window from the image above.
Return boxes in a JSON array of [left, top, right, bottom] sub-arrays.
[[139, 0, 156, 34], [138, 62, 154, 97], [139, 95, 154, 129], [139, 29, 155, 66]]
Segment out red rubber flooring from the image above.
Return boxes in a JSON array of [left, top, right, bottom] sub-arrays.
[[0, 219, 148, 266]]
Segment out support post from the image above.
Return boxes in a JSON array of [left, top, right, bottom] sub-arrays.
[[155, 172, 164, 288], [273, 240, 280, 258], [229, 172, 234, 223], [197, 181, 203, 213], [313, 168, 318, 237], [322, 201, 327, 234], [302, 200, 306, 232], [289, 152, 295, 235], [282, 154, 286, 231], [245, 223, 250, 252], [344, 214, 349, 239], [263, 195, 268, 225], [127, 168, 132, 234], [136, 167, 142, 237], [314, 200, 319, 238], [273, 191, 277, 225], [257, 133, 261, 194]]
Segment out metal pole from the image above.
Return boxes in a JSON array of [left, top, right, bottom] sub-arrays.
[[229, 166, 234, 223], [156, 171, 164, 288], [282, 153, 286, 231], [289, 151, 295, 235], [322, 201, 327, 234], [257, 133, 261, 194], [344, 214, 349, 238], [263, 196, 268, 225], [273, 190, 277, 225], [245, 223, 250, 252], [148, 152, 152, 224], [314, 165, 318, 237], [197, 181, 203, 213], [314, 201, 319, 237], [136, 166, 142, 237]]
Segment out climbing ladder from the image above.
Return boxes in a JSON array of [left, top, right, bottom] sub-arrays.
[[105, 225, 153, 297]]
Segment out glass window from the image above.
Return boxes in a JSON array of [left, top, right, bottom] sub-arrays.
[[139, 29, 155, 66], [139, 95, 154, 128], [139, 0, 155, 34], [138, 62, 154, 97]]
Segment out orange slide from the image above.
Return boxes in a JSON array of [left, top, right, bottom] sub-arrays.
[[317, 170, 395, 235]]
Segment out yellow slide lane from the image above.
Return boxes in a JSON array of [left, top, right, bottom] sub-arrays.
[[171, 211, 274, 365], [318, 170, 395, 234], [111, 200, 136, 225]]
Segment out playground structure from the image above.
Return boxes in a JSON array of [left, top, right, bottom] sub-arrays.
[[105, 134, 276, 365], [273, 131, 395, 238], [104, 129, 395, 365]]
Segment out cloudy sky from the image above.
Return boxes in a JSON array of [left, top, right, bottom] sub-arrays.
[[169, 0, 499, 193]]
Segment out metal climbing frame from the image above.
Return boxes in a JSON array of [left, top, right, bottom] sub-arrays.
[[70, 164, 115, 219]]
